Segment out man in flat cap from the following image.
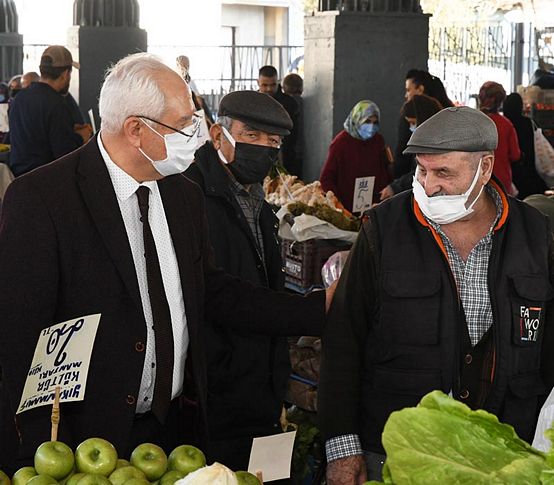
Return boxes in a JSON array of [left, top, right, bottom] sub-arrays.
[[318, 106, 554, 483], [185, 90, 317, 471], [0, 55, 329, 471], [8, 45, 92, 177]]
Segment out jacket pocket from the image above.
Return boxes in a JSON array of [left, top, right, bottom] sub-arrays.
[[372, 366, 442, 396], [380, 270, 441, 345], [510, 274, 553, 347], [501, 372, 546, 442]]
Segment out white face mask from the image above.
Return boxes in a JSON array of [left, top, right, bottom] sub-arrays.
[[139, 115, 202, 176], [412, 158, 485, 225]]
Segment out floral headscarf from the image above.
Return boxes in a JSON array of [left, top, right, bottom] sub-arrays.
[[343, 100, 380, 140]]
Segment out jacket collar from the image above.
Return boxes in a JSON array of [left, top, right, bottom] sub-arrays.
[[411, 175, 510, 258]]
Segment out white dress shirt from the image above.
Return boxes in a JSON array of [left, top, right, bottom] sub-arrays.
[[98, 133, 189, 413]]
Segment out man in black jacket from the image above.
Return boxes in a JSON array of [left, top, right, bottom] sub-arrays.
[[257, 65, 301, 178], [319, 107, 554, 484], [185, 91, 316, 471]]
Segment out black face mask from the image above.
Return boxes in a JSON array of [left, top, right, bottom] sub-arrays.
[[229, 142, 279, 185], [9, 88, 21, 99]]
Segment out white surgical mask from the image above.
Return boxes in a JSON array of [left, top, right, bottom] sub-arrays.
[[139, 115, 202, 176], [412, 158, 485, 225]]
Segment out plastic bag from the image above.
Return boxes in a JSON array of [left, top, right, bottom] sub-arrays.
[[534, 123, 554, 186], [321, 250, 350, 288], [532, 386, 554, 451]]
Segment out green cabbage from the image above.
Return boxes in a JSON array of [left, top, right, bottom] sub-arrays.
[[367, 390, 554, 484]]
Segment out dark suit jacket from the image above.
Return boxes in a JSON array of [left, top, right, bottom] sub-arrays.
[[0, 136, 325, 469]]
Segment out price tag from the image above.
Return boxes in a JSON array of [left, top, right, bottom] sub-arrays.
[[248, 430, 297, 482], [17, 314, 101, 414], [352, 176, 375, 213]]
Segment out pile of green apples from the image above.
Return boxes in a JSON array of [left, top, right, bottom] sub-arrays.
[[0, 439, 259, 485]]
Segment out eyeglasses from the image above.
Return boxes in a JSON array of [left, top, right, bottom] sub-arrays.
[[136, 111, 203, 138]]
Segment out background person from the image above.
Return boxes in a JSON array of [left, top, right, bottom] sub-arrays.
[[503, 92, 547, 198], [257, 65, 301, 177], [320, 100, 391, 212], [7, 45, 92, 177], [20, 71, 39, 89], [478, 81, 520, 195]]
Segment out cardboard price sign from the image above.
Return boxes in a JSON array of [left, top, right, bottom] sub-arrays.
[[352, 176, 375, 214], [248, 430, 297, 482], [17, 314, 101, 414]]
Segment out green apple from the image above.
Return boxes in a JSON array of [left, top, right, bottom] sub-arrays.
[[0, 469, 10, 485], [159, 470, 184, 485], [75, 438, 117, 476], [12, 467, 37, 485], [26, 475, 57, 485], [167, 445, 205, 477], [75, 474, 111, 485], [108, 466, 146, 485], [235, 471, 261, 485], [130, 444, 167, 481], [34, 441, 75, 481], [115, 461, 130, 470], [65, 473, 86, 485], [59, 471, 77, 485], [119, 479, 149, 485]]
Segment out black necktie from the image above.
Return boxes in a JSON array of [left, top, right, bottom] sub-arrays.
[[136, 185, 174, 423]]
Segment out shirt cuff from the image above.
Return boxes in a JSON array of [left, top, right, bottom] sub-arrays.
[[325, 434, 363, 463]]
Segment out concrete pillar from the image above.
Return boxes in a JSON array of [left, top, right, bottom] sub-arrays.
[[303, 10, 429, 182], [0, 0, 22, 81], [67, 0, 146, 128], [67, 26, 147, 127]]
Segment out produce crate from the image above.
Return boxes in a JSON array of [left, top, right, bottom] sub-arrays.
[[281, 238, 351, 292]]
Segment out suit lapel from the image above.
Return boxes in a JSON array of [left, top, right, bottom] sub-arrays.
[[76, 137, 143, 312]]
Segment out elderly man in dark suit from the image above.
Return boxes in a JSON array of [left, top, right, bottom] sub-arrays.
[[0, 53, 326, 471]]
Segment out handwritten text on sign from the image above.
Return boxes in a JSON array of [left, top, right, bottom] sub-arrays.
[[352, 176, 375, 213], [17, 314, 101, 414]]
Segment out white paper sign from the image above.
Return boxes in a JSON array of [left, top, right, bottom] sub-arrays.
[[248, 431, 297, 482], [17, 314, 101, 414], [352, 176, 375, 213], [87, 109, 96, 134], [0, 104, 9, 133]]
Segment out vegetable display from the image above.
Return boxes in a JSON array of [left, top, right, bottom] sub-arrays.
[[368, 391, 554, 485]]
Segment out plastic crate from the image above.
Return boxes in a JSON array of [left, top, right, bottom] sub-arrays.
[[281, 238, 351, 291]]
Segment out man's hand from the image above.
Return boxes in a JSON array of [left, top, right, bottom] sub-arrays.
[[326, 455, 367, 485], [325, 279, 338, 313], [379, 185, 394, 201]]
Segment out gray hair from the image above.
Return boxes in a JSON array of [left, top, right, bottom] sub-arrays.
[[216, 115, 234, 131], [99, 53, 171, 135]]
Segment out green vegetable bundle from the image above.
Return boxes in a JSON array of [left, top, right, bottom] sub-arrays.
[[368, 390, 554, 485], [287, 201, 361, 232]]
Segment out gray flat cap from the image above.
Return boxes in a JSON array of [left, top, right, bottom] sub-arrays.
[[218, 90, 292, 136], [403, 106, 498, 154]]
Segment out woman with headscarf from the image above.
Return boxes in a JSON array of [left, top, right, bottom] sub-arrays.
[[503, 92, 547, 198], [320, 100, 391, 212], [380, 94, 443, 200], [479, 81, 521, 195]]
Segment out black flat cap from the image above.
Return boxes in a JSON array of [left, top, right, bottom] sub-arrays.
[[218, 90, 292, 136], [404, 106, 498, 154]]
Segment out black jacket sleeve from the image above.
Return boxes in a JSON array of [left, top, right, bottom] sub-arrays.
[[318, 217, 379, 440]]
